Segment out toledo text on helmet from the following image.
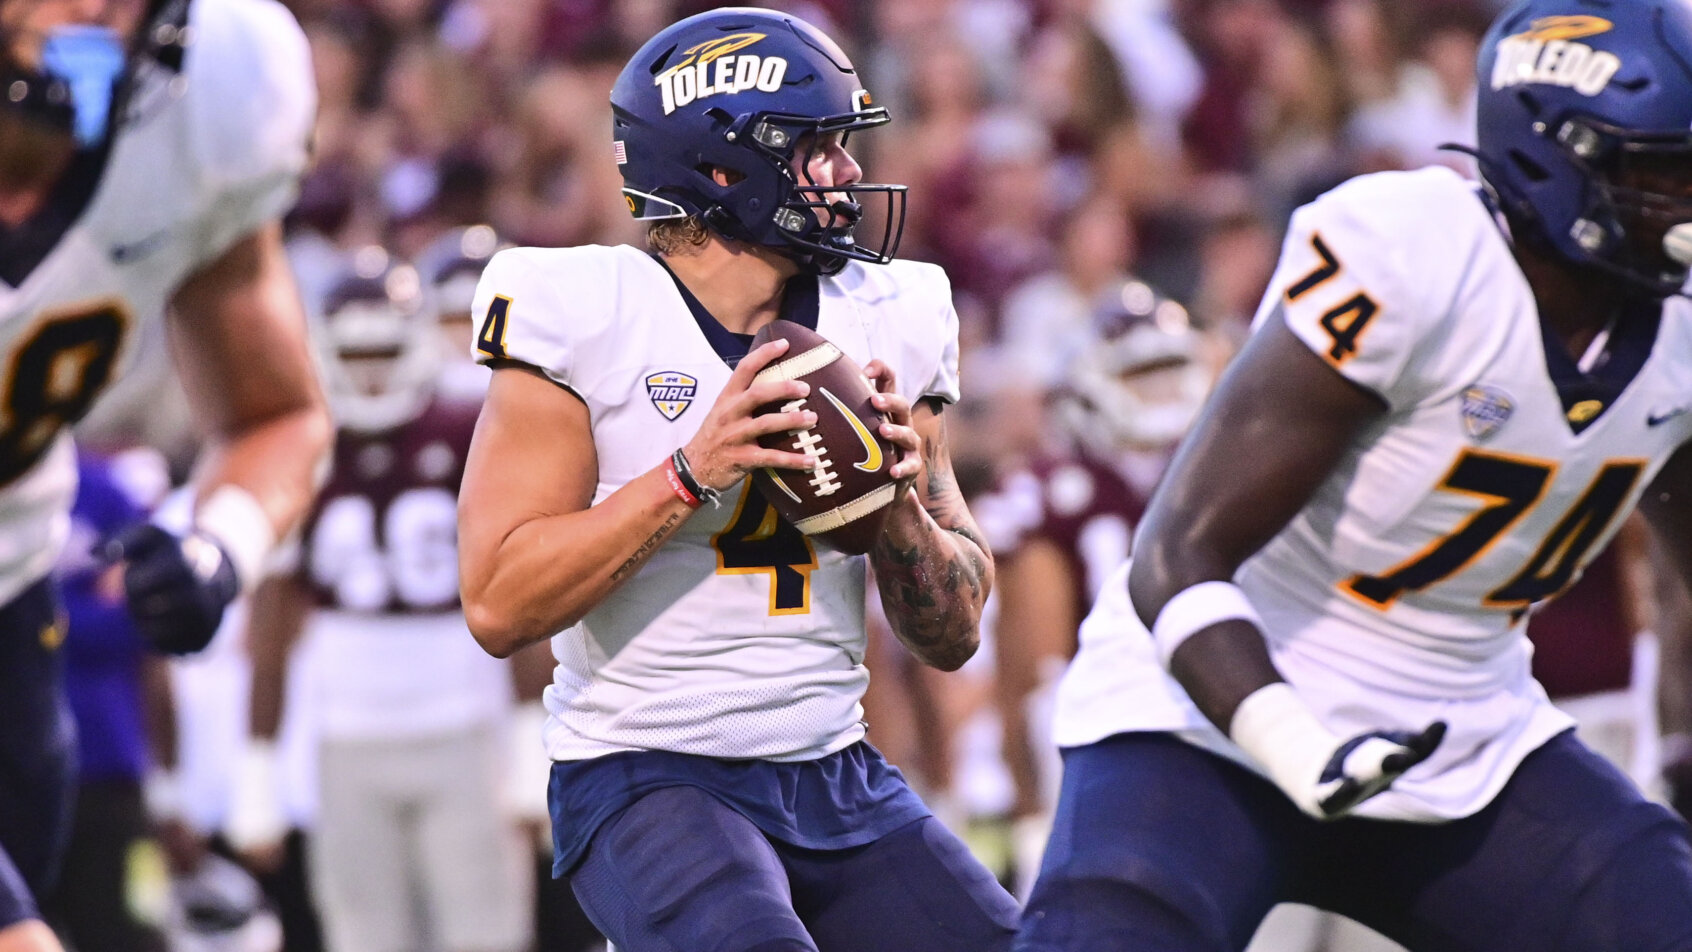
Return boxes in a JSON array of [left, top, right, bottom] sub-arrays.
[[1490, 16, 1621, 96], [654, 33, 788, 116]]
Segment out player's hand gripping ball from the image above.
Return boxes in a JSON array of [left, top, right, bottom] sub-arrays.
[[748, 320, 899, 555]]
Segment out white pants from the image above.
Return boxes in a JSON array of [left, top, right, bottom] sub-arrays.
[[310, 723, 533, 952]]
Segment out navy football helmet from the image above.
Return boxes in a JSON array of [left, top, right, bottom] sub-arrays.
[[1054, 281, 1211, 455], [1475, 0, 1692, 295], [611, 7, 906, 275], [416, 224, 505, 400], [417, 224, 504, 321], [317, 248, 440, 433], [0, 0, 190, 148]]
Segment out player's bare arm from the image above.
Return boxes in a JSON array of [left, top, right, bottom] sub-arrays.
[[168, 222, 331, 544], [1127, 312, 1384, 726], [245, 574, 313, 743], [225, 572, 312, 869], [865, 360, 992, 672], [1128, 311, 1446, 818], [993, 538, 1077, 817], [459, 339, 817, 657]]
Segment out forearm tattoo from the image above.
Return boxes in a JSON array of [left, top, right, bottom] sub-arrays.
[[611, 511, 684, 583], [871, 427, 992, 669]]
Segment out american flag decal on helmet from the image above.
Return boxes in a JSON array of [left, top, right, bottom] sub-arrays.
[[613, 140, 627, 165]]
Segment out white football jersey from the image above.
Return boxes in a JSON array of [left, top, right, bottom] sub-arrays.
[[1056, 166, 1692, 821], [471, 244, 961, 762], [0, 0, 313, 605]]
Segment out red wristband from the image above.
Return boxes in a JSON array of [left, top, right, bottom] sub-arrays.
[[663, 456, 702, 508]]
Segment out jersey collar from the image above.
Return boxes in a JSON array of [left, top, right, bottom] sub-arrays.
[[651, 253, 819, 368]]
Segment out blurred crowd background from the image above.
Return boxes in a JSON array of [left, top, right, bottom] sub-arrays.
[[55, 1, 1692, 951], [89, 0, 1506, 479]]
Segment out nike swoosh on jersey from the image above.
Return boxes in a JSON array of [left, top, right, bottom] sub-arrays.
[[820, 386, 884, 472], [1647, 406, 1690, 427]]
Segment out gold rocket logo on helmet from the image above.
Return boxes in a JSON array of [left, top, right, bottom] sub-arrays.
[[673, 33, 766, 70], [1513, 15, 1612, 42], [1492, 15, 1620, 96], [654, 32, 790, 116]]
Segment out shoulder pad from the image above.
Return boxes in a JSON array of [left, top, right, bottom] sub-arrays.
[[178, 0, 315, 260], [833, 259, 962, 404], [1258, 167, 1489, 405], [469, 245, 635, 391], [184, 0, 314, 190]]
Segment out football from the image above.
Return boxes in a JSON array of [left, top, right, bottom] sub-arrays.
[[748, 320, 900, 555]]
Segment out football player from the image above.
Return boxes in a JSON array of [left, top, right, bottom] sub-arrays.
[[1017, 0, 1692, 949], [0, 2, 328, 950], [240, 249, 532, 952], [977, 281, 1207, 895], [458, 9, 1020, 952]]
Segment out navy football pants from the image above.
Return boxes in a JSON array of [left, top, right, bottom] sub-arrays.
[[569, 785, 1020, 952], [1016, 730, 1692, 952], [0, 580, 75, 929]]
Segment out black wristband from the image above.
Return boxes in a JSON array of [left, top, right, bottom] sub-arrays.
[[671, 448, 720, 506]]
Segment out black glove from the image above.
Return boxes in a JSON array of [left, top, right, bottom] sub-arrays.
[[1315, 721, 1448, 819], [105, 524, 240, 655]]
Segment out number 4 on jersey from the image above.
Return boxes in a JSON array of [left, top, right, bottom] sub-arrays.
[[714, 483, 817, 615], [477, 295, 511, 359]]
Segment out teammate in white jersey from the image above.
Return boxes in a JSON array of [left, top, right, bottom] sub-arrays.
[[458, 9, 1018, 952], [1017, 1, 1692, 949], [0, 1, 329, 951]]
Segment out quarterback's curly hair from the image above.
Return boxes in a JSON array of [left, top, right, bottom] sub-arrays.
[[647, 217, 710, 255]]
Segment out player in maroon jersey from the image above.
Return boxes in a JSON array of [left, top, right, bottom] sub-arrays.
[[239, 247, 533, 952], [976, 280, 1214, 893]]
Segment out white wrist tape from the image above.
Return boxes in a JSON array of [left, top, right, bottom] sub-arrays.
[[195, 484, 275, 593], [1229, 682, 1340, 815], [1150, 580, 1264, 666], [225, 738, 287, 851]]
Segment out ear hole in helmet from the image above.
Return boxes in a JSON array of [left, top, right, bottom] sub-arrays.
[[649, 44, 678, 74], [1510, 149, 1551, 183], [697, 164, 746, 186]]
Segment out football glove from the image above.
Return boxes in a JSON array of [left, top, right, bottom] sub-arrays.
[[1230, 681, 1446, 820], [225, 739, 288, 860], [1312, 723, 1448, 818], [105, 523, 240, 655]]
